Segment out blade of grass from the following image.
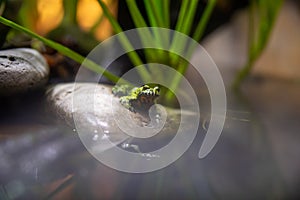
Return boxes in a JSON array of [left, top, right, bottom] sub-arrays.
[[232, 1, 257, 90], [90, 0, 116, 34], [168, 0, 189, 60], [159, 0, 171, 63], [165, 0, 216, 101], [256, 0, 281, 54], [164, 60, 188, 101], [143, 0, 168, 58], [0, 0, 5, 16], [183, 0, 217, 64], [181, 0, 217, 71], [61, 0, 78, 26], [146, 0, 165, 27], [125, 0, 165, 81], [126, 0, 148, 28], [18, 0, 38, 30], [162, 0, 170, 28], [125, 0, 156, 59], [175, 0, 199, 35], [248, 0, 256, 57], [144, 0, 166, 27], [89, 11, 105, 35], [97, 0, 151, 82], [154, 0, 163, 14], [169, 0, 199, 68], [233, 0, 283, 89], [0, 16, 121, 83], [192, 0, 216, 42], [142, 0, 164, 39]]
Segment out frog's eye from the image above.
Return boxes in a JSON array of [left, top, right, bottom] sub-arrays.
[[142, 85, 150, 90], [154, 86, 160, 94]]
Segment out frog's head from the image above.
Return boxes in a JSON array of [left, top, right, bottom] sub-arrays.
[[140, 85, 160, 97], [152, 86, 160, 96], [126, 85, 160, 112]]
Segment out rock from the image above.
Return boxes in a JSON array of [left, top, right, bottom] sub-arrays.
[[46, 83, 199, 151], [0, 48, 49, 96]]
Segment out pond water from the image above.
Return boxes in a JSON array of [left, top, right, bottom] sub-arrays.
[[0, 76, 299, 199]]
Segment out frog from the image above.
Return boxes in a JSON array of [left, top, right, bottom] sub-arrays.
[[112, 84, 160, 113]]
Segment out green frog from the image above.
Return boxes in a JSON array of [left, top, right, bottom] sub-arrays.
[[112, 84, 160, 113]]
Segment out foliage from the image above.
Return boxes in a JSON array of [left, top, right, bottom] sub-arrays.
[[97, 0, 217, 101], [0, 0, 284, 101], [233, 0, 283, 89]]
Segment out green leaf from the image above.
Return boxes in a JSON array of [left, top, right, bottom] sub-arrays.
[[97, 0, 151, 82], [0, 16, 120, 83]]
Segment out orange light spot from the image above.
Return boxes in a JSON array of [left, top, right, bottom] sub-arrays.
[[77, 0, 102, 31], [36, 0, 64, 35], [35, 0, 116, 40], [77, 0, 117, 41]]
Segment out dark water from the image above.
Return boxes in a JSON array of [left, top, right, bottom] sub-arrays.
[[0, 78, 300, 199]]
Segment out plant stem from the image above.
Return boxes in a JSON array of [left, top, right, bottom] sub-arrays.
[[146, 0, 171, 53], [97, 0, 151, 82], [143, 0, 166, 57], [61, 0, 78, 26], [162, 0, 170, 28], [125, 0, 166, 81], [164, 60, 187, 101], [192, 0, 216, 42], [232, 58, 254, 90], [89, 10, 105, 35], [169, 0, 199, 66], [232, 0, 283, 89], [165, 0, 216, 102], [125, 0, 156, 60], [146, 0, 165, 27]]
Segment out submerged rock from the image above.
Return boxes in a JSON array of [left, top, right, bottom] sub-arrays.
[[0, 48, 49, 96], [46, 83, 199, 151]]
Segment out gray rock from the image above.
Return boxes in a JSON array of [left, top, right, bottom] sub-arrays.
[[0, 48, 49, 96], [46, 83, 199, 151]]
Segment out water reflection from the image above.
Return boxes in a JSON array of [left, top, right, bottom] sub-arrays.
[[0, 80, 300, 199]]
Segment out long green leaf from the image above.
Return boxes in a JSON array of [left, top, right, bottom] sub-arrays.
[[61, 0, 78, 26], [125, 0, 156, 61], [165, 0, 216, 101], [0, 16, 121, 83], [233, 0, 283, 89], [142, 0, 162, 47], [97, 0, 151, 82], [143, 0, 168, 57], [125, 0, 164, 81], [162, 0, 170, 28], [176, 0, 199, 35], [126, 0, 148, 27], [183, 0, 217, 62], [192, 0, 216, 42], [143, 0, 165, 27], [169, 0, 199, 68]]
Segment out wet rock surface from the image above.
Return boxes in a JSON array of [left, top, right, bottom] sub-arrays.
[[0, 48, 49, 96], [46, 83, 198, 150]]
